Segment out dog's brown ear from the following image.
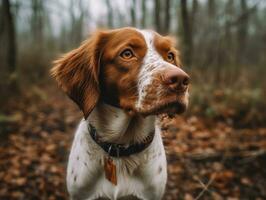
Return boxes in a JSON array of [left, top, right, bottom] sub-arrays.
[[51, 32, 107, 118]]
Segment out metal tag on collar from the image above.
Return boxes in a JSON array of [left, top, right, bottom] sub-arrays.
[[108, 144, 120, 158], [104, 145, 117, 185]]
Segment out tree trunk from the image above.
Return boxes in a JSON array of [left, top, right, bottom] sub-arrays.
[[0, 0, 17, 103], [69, 0, 87, 46], [208, 0, 216, 18], [154, 0, 161, 32], [31, 0, 44, 45], [141, 0, 146, 28], [237, 0, 248, 65], [164, 0, 171, 33], [191, 0, 198, 30], [225, 0, 234, 64], [105, 0, 113, 28], [130, 0, 136, 27], [180, 0, 192, 66]]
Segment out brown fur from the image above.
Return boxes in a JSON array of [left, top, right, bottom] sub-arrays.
[[154, 33, 182, 67], [99, 29, 147, 113], [51, 31, 110, 118], [51, 27, 185, 119], [51, 28, 147, 118]]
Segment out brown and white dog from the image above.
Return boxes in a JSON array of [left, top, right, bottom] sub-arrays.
[[51, 27, 190, 200]]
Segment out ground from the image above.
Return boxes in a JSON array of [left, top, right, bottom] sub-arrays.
[[0, 85, 266, 200]]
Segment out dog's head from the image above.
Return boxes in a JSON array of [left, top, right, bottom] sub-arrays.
[[51, 27, 190, 118]]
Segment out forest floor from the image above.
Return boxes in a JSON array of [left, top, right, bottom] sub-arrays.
[[0, 84, 266, 200]]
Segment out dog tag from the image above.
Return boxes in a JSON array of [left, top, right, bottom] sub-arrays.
[[104, 157, 117, 185]]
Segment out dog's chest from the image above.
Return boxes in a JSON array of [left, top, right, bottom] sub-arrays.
[[66, 120, 167, 200]]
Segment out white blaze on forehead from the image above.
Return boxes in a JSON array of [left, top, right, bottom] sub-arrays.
[[135, 30, 168, 110]]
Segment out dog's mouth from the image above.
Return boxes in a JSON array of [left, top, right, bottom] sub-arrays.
[[155, 101, 186, 114], [136, 94, 188, 116]]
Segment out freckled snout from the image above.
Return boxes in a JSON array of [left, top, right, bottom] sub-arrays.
[[162, 67, 190, 92]]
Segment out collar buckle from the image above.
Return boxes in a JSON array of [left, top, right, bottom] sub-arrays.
[[88, 123, 154, 158], [108, 144, 120, 158]]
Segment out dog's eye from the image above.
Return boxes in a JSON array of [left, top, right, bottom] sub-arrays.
[[167, 52, 175, 62], [120, 49, 134, 59]]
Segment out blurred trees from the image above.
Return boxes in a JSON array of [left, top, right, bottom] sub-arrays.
[[105, 0, 113, 28], [237, 0, 249, 65], [164, 0, 171, 33], [0, 0, 17, 101], [180, 0, 192, 66], [141, 0, 146, 28], [130, 0, 137, 27], [69, 0, 88, 46], [154, 0, 162, 32], [0, 0, 265, 93], [31, 0, 45, 47]]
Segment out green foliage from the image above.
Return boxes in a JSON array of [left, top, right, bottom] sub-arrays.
[[189, 82, 265, 127]]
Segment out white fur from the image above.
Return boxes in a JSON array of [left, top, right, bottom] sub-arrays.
[[67, 104, 167, 200], [66, 29, 181, 200], [136, 30, 180, 111]]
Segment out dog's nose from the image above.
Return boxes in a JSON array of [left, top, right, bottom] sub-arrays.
[[163, 68, 190, 91]]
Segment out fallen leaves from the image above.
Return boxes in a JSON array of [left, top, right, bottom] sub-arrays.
[[162, 115, 266, 199], [0, 87, 80, 200], [0, 85, 266, 199]]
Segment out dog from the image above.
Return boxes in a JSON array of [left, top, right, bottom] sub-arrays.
[[51, 27, 190, 200]]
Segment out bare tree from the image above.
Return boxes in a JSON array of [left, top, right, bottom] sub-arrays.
[[141, 0, 146, 28], [154, 0, 161, 32], [68, 0, 90, 47], [164, 0, 171, 33], [0, 0, 17, 97], [208, 0, 216, 18], [224, 0, 235, 64], [31, 0, 44, 46], [191, 0, 198, 28], [130, 0, 136, 27], [180, 0, 192, 66], [191, 0, 198, 46], [105, 0, 113, 28], [237, 0, 249, 64]]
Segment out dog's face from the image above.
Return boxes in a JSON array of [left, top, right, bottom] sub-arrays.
[[51, 27, 190, 118]]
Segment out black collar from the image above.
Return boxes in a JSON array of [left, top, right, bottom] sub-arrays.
[[88, 124, 154, 157]]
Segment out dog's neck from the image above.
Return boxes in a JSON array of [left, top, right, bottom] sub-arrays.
[[87, 103, 156, 144]]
